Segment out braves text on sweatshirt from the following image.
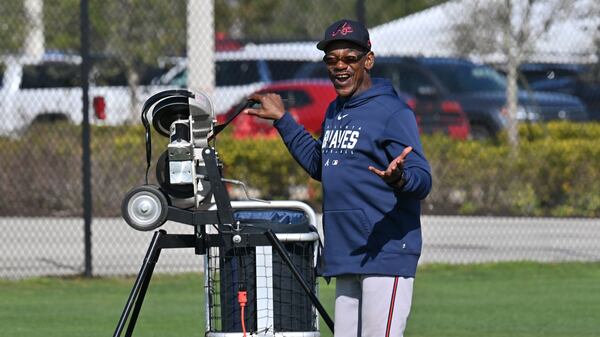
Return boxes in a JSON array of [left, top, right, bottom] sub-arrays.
[[274, 78, 432, 277]]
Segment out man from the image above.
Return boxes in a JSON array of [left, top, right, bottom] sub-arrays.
[[244, 19, 431, 337]]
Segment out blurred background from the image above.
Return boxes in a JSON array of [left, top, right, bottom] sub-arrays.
[[0, 0, 599, 281]]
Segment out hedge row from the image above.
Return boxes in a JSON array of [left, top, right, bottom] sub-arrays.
[[422, 129, 600, 217], [217, 121, 600, 217], [0, 121, 598, 217]]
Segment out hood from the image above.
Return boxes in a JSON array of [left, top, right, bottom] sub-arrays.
[[335, 77, 401, 110], [451, 90, 587, 122], [450, 90, 585, 111]]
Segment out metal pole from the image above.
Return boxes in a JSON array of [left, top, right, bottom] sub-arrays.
[[118, 231, 165, 337], [265, 230, 335, 334], [80, 0, 93, 277], [356, 0, 366, 26]]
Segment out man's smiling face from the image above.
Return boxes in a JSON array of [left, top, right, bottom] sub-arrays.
[[323, 40, 374, 98]]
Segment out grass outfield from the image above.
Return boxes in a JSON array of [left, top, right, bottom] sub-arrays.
[[1, 262, 599, 337]]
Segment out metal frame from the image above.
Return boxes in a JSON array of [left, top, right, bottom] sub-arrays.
[[113, 148, 333, 337], [205, 201, 321, 335]]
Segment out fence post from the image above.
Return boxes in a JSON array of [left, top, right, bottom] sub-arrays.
[[80, 0, 93, 277]]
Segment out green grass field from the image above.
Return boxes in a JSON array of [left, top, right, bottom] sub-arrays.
[[1, 262, 599, 337]]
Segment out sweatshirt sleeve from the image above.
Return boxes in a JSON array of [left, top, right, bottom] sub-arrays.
[[273, 112, 323, 181], [379, 108, 432, 200]]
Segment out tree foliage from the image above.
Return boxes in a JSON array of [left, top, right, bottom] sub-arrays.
[[450, 0, 575, 151], [0, 1, 28, 54], [43, 0, 187, 118], [97, 0, 186, 62], [11, 0, 448, 56], [451, 0, 575, 62], [215, 0, 446, 42], [44, 0, 186, 56], [589, 0, 600, 82], [6, 0, 445, 117], [44, 0, 80, 53], [95, 0, 186, 117]]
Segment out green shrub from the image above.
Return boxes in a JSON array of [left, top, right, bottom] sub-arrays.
[[513, 120, 600, 142], [217, 130, 315, 201], [1, 121, 599, 217], [0, 122, 83, 216], [422, 122, 600, 216]]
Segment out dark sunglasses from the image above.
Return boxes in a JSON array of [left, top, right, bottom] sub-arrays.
[[322, 52, 367, 66]]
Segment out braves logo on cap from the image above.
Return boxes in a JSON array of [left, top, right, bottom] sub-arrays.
[[331, 22, 353, 37], [317, 19, 371, 51]]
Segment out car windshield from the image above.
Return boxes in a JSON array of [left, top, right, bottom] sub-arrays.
[[165, 60, 262, 87], [267, 60, 309, 81], [520, 68, 581, 84], [92, 58, 168, 86], [216, 60, 261, 86], [21, 62, 81, 88], [426, 63, 506, 93]]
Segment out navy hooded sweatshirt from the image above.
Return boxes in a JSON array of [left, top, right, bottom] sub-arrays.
[[274, 78, 432, 277]]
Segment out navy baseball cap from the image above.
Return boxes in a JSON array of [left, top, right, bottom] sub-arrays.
[[317, 19, 371, 52]]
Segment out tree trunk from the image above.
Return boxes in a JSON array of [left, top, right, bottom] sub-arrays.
[[506, 55, 520, 152]]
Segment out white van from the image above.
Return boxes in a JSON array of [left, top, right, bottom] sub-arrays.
[[154, 42, 321, 114], [0, 52, 170, 137]]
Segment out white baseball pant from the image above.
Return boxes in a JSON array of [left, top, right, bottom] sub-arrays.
[[333, 274, 414, 337]]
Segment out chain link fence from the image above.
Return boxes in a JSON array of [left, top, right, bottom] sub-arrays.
[[1, 0, 599, 279]]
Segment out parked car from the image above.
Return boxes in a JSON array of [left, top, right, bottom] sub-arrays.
[[410, 97, 471, 140], [0, 52, 170, 137], [219, 78, 471, 140], [218, 80, 338, 138], [517, 63, 600, 121], [153, 45, 318, 115], [295, 57, 587, 139], [294, 60, 472, 139]]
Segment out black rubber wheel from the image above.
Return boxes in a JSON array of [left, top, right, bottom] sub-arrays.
[[121, 185, 169, 231]]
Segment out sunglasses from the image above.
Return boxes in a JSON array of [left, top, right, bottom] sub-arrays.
[[322, 52, 367, 66]]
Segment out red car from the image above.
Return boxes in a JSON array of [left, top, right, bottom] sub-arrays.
[[411, 98, 471, 140], [219, 79, 470, 140], [217, 80, 337, 138]]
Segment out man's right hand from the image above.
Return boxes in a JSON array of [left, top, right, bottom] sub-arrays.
[[243, 93, 286, 121]]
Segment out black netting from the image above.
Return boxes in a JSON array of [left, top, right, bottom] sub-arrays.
[[206, 209, 318, 334], [272, 241, 316, 332]]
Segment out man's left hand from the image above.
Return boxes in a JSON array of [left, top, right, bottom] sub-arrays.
[[368, 146, 412, 186]]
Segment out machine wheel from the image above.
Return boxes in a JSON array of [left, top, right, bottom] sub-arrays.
[[121, 185, 169, 231]]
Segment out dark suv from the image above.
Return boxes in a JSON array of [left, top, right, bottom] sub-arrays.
[[517, 63, 600, 121], [295, 57, 588, 139]]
